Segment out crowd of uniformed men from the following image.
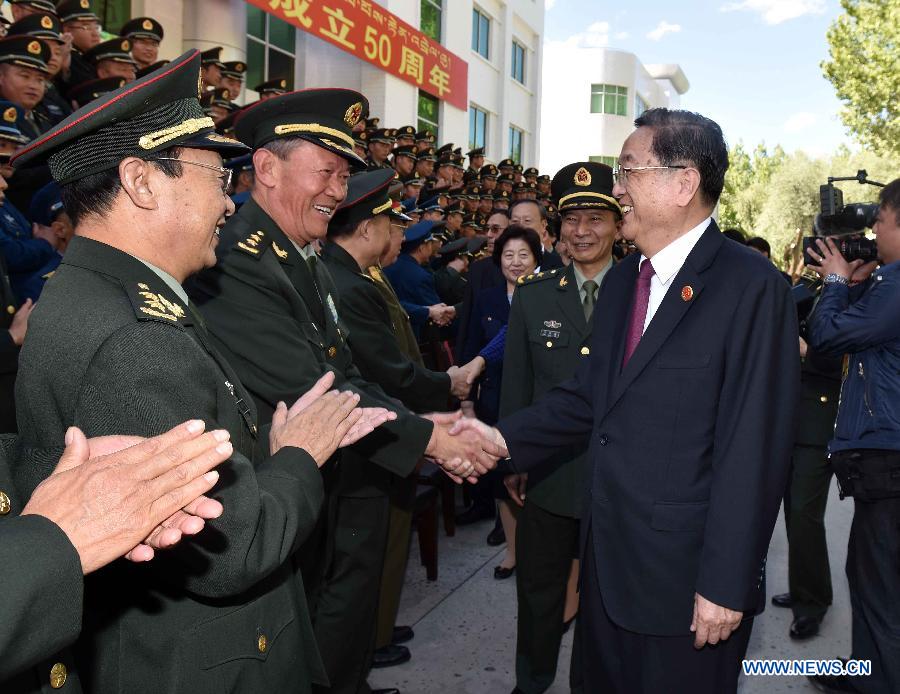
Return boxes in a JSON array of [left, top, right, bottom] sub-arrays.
[[0, 2, 645, 694]]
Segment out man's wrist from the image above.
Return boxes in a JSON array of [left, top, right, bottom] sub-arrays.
[[823, 273, 849, 285]]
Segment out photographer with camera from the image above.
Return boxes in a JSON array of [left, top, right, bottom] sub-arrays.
[[805, 177, 900, 694]]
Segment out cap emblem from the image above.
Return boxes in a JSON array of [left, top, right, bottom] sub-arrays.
[[3, 107, 16, 123], [236, 63, 245, 73], [41, 16, 54, 29], [27, 41, 41, 55], [142, 19, 153, 30], [80, 0, 89, 8], [574, 167, 591, 186], [344, 101, 363, 127], [122, 39, 130, 51], [279, 79, 286, 88]]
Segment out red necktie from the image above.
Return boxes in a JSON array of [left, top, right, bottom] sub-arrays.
[[622, 259, 655, 367]]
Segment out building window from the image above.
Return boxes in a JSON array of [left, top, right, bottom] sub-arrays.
[[247, 5, 296, 93], [511, 41, 526, 84], [469, 105, 488, 150], [472, 8, 490, 59], [589, 156, 618, 167], [634, 94, 649, 120], [420, 0, 442, 42], [590, 84, 628, 116], [418, 90, 440, 144], [508, 126, 523, 164]]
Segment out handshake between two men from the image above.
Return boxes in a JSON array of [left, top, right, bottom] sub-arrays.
[[420, 412, 509, 484]]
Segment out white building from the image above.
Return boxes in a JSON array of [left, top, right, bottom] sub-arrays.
[[77, 0, 544, 168], [539, 46, 689, 175]]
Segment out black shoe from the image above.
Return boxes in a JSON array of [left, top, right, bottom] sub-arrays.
[[808, 667, 860, 693], [771, 592, 794, 608], [486, 523, 506, 546], [371, 644, 411, 669], [392, 625, 414, 644], [790, 615, 823, 640], [455, 504, 494, 526], [494, 565, 515, 580]]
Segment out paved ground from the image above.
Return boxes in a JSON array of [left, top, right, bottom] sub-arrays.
[[370, 479, 855, 694]]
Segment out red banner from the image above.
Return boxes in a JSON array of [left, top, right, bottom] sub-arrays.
[[250, 0, 468, 110]]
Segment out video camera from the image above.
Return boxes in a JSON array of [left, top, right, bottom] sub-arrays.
[[802, 170, 884, 265]]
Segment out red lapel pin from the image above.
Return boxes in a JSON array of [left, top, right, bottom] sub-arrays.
[[681, 285, 694, 302]]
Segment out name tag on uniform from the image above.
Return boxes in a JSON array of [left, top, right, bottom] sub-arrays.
[[540, 329, 560, 339]]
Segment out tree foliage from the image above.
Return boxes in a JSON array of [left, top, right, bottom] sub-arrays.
[[822, 0, 900, 157]]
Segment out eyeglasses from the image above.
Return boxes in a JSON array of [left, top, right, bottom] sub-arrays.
[[150, 157, 232, 193], [612, 165, 687, 186]]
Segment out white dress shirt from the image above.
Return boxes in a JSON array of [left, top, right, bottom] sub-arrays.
[[640, 217, 711, 333]]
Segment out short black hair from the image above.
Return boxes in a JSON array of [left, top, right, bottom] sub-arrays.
[[721, 227, 746, 244], [492, 224, 542, 267], [61, 146, 184, 227], [746, 236, 771, 256], [879, 178, 900, 225], [508, 198, 547, 222], [633, 108, 729, 206]]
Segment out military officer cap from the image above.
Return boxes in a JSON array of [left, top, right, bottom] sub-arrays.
[[480, 190, 494, 200], [395, 125, 416, 139], [401, 174, 424, 187], [446, 201, 464, 216], [435, 143, 454, 157], [28, 179, 65, 226], [8, 0, 56, 13], [498, 158, 515, 170], [200, 46, 225, 68], [551, 161, 622, 216], [514, 164, 524, 173], [463, 185, 480, 200], [364, 116, 380, 129], [415, 129, 434, 143], [418, 146, 437, 162], [0, 36, 51, 73], [537, 173, 550, 183], [462, 169, 479, 183], [328, 168, 395, 232], [136, 60, 169, 79], [66, 76, 127, 107], [121, 17, 164, 42], [401, 220, 440, 251], [400, 197, 419, 214], [480, 164, 498, 179], [438, 237, 468, 258], [450, 156, 465, 170], [462, 215, 481, 230], [253, 77, 288, 96], [497, 172, 515, 184], [11, 50, 248, 183], [84, 37, 137, 66], [0, 101, 30, 145], [234, 87, 367, 168], [524, 166, 539, 177], [354, 130, 368, 147], [467, 146, 485, 158], [419, 196, 443, 213], [393, 144, 417, 160], [467, 237, 487, 256], [200, 87, 236, 112], [220, 60, 246, 81], [7, 13, 64, 43], [368, 127, 394, 144], [436, 154, 455, 169], [56, 0, 99, 23], [495, 190, 511, 202]]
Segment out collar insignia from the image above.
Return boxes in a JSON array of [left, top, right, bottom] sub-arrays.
[[272, 241, 288, 260], [559, 276, 568, 287], [137, 283, 186, 322]]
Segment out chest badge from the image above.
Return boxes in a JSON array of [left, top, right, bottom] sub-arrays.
[[681, 285, 694, 302], [326, 293, 339, 324], [544, 320, 561, 329]]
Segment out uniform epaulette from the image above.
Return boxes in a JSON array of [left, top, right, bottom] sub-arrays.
[[127, 282, 187, 327], [516, 267, 561, 286], [234, 230, 268, 259]]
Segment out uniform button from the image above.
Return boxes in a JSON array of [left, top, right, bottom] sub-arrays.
[[820, 396, 828, 403], [580, 346, 590, 355], [598, 434, 608, 446], [545, 341, 553, 348], [6, 305, 14, 315], [50, 662, 67, 688], [257, 634, 268, 653], [0, 490, 10, 515], [327, 346, 337, 358]]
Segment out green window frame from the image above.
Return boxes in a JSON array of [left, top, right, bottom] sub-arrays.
[[247, 5, 297, 93], [418, 90, 440, 144], [590, 84, 628, 116], [420, 0, 442, 43], [508, 126, 523, 164]]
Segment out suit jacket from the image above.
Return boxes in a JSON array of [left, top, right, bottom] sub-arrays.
[[321, 242, 450, 415], [461, 284, 510, 424], [383, 252, 442, 336], [14, 237, 328, 692], [499, 264, 593, 518], [498, 222, 799, 636], [540, 248, 564, 271], [0, 435, 84, 694], [454, 257, 503, 364], [190, 197, 431, 497]]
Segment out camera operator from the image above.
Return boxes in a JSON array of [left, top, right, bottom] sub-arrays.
[[805, 178, 900, 694]]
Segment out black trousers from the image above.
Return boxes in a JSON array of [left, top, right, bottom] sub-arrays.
[[515, 500, 580, 694], [846, 497, 900, 694], [577, 542, 753, 694], [783, 444, 833, 619]]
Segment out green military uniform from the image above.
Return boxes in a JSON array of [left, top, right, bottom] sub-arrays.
[[434, 265, 467, 309], [783, 345, 842, 619], [500, 161, 621, 694], [0, 252, 21, 432], [11, 52, 327, 694], [0, 436, 84, 694], [189, 94, 432, 694]]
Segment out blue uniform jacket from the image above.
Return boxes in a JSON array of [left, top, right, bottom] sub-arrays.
[[384, 253, 441, 335], [0, 201, 55, 299], [809, 261, 900, 453]]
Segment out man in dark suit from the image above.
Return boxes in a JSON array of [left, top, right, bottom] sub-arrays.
[[450, 108, 799, 693], [501, 161, 620, 694]]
